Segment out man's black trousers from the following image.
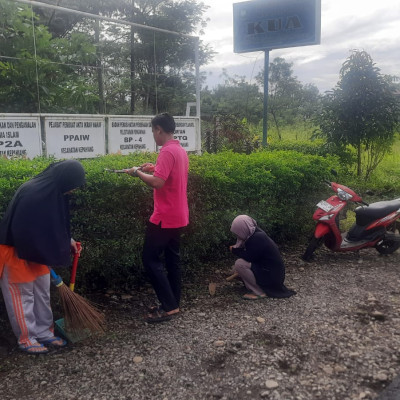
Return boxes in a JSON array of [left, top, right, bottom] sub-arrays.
[[142, 222, 182, 312]]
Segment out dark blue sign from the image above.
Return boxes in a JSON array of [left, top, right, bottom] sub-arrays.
[[233, 0, 321, 53]]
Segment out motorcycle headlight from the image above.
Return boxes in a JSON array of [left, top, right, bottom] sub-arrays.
[[319, 214, 334, 220], [337, 188, 353, 201]]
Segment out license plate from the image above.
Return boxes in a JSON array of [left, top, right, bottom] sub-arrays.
[[317, 200, 334, 212]]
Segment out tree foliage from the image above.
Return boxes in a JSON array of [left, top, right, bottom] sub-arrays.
[[202, 114, 259, 154], [0, 0, 213, 115], [317, 50, 399, 178], [0, 0, 100, 113], [200, 71, 264, 153], [93, 0, 213, 114], [201, 71, 263, 124], [200, 61, 322, 151], [256, 57, 320, 140]]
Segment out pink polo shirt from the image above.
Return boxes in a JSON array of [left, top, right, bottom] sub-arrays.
[[150, 140, 189, 228]]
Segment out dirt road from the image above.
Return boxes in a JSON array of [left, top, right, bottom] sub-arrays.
[[1, 247, 400, 400]]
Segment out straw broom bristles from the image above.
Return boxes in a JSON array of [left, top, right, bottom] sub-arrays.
[[51, 269, 105, 334], [57, 282, 105, 334]]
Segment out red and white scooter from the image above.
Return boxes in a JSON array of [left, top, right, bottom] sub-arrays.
[[302, 181, 400, 261]]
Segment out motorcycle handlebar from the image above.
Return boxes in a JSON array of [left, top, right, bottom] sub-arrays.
[[322, 181, 369, 206]]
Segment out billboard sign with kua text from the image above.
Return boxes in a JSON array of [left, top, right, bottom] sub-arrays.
[[233, 0, 321, 53]]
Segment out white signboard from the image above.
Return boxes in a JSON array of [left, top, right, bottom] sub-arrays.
[[172, 118, 199, 151], [45, 117, 106, 159], [0, 116, 41, 158], [108, 117, 155, 154]]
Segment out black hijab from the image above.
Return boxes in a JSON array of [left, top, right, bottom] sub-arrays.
[[0, 160, 85, 266]]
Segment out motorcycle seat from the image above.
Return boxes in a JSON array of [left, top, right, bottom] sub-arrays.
[[355, 199, 400, 226]]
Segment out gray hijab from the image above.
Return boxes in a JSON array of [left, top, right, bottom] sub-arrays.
[[230, 215, 257, 248]]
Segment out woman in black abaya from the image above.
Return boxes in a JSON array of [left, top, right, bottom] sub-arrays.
[[229, 215, 296, 300], [0, 160, 85, 354]]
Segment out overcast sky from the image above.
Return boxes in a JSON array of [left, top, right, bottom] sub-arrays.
[[198, 0, 400, 93]]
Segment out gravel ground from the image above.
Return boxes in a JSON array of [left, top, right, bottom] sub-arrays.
[[1, 247, 400, 400]]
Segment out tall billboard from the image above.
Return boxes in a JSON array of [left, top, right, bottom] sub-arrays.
[[233, 0, 321, 53]]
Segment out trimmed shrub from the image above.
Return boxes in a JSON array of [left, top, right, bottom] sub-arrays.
[[0, 151, 334, 289], [266, 139, 330, 156]]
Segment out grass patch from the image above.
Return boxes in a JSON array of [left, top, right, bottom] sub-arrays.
[[267, 121, 316, 142], [266, 123, 400, 198]]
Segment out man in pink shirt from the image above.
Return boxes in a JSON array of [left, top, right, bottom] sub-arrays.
[[127, 113, 189, 323]]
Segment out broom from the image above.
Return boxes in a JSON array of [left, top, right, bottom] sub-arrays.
[[49, 249, 105, 335], [69, 242, 81, 292]]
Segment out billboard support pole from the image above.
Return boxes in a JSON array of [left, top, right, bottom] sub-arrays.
[[262, 50, 270, 147]]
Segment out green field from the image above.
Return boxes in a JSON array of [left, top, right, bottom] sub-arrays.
[[266, 123, 400, 198]]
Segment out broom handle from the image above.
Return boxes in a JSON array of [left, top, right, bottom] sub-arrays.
[[49, 268, 64, 287], [69, 242, 81, 292]]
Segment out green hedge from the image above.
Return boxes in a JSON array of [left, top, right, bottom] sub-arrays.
[[266, 139, 331, 156], [0, 151, 334, 290]]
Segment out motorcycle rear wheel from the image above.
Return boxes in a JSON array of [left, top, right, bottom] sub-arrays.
[[302, 237, 323, 262], [375, 237, 400, 255]]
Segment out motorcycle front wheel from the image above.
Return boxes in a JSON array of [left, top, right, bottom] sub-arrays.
[[375, 236, 400, 255], [302, 237, 323, 262]]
